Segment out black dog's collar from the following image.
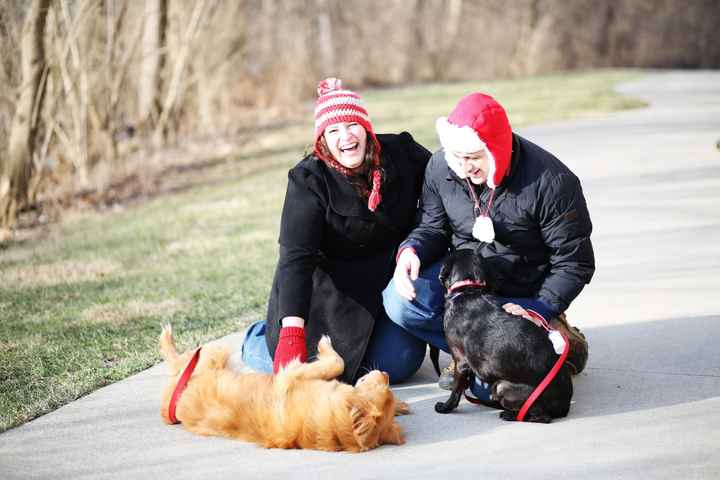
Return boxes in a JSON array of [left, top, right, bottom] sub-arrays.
[[447, 280, 486, 301], [448, 279, 486, 294]]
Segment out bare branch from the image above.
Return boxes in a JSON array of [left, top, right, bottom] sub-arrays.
[[153, 0, 210, 145]]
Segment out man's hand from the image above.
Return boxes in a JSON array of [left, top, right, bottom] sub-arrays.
[[393, 248, 421, 300], [502, 303, 543, 327]]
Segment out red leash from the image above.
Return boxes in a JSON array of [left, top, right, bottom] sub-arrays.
[[515, 311, 569, 422], [168, 347, 202, 424]]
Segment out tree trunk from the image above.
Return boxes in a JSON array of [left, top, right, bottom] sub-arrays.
[[315, 0, 335, 76], [137, 0, 167, 129], [154, 0, 206, 147], [0, 0, 51, 238]]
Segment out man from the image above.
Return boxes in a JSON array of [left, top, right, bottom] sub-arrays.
[[382, 92, 594, 398]]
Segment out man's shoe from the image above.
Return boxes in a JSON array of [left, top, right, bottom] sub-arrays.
[[438, 360, 455, 390], [550, 313, 589, 375]]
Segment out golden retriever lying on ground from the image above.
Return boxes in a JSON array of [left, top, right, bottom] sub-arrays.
[[159, 325, 408, 452]]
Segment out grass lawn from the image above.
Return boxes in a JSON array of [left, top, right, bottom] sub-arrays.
[[0, 69, 646, 432]]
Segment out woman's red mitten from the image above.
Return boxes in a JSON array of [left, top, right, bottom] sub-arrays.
[[273, 326, 307, 373]]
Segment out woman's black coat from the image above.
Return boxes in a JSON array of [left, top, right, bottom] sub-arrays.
[[265, 132, 431, 383]]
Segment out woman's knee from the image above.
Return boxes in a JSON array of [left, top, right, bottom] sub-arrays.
[[382, 282, 411, 324], [361, 315, 426, 384], [386, 343, 426, 384], [360, 341, 425, 384], [240, 320, 273, 373]]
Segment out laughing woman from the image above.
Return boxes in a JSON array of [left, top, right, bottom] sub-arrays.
[[240, 78, 431, 384]]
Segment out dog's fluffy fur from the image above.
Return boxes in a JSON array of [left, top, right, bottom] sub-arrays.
[[434, 250, 573, 423], [159, 325, 408, 451]]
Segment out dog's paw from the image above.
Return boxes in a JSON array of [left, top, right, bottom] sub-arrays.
[[499, 410, 518, 422], [317, 335, 334, 354], [159, 323, 174, 347], [283, 357, 304, 371], [524, 412, 553, 424], [434, 401, 455, 414], [160, 323, 172, 337], [394, 401, 410, 416]]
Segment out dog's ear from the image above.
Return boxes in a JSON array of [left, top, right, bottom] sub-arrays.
[[438, 255, 455, 290], [471, 251, 486, 282], [473, 242, 508, 291], [472, 245, 505, 290], [348, 397, 381, 449]]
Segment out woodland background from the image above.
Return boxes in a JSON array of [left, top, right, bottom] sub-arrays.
[[1, 0, 718, 238]]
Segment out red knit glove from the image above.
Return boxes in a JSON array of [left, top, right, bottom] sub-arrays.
[[273, 326, 307, 373]]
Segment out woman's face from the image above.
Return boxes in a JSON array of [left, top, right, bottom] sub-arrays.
[[323, 122, 367, 169]]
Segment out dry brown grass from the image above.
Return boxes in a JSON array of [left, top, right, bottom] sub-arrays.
[[0, 259, 121, 288], [80, 298, 184, 326]]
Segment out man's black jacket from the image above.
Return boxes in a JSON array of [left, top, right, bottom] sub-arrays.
[[401, 133, 595, 315]]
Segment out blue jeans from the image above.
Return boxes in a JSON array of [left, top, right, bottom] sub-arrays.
[[382, 257, 543, 401], [382, 259, 449, 352], [240, 314, 427, 384]]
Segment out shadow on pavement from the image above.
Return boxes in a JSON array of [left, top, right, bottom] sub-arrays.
[[395, 313, 720, 443]]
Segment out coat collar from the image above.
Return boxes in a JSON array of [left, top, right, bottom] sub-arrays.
[[316, 149, 397, 218], [322, 162, 366, 217]]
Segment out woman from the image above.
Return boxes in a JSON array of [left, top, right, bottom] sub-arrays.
[[241, 78, 431, 383]]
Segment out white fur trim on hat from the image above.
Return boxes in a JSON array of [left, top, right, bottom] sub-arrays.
[[436, 117, 498, 188], [436, 117, 485, 153]]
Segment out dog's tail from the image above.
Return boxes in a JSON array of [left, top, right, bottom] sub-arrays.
[[429, 346, 441, 376], [159, 323, 182, 375]]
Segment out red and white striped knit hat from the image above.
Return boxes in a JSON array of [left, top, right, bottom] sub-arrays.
[[314, 78, 374, 142], [313, 78, 383, 211]]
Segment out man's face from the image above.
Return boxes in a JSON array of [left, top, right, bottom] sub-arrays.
[[453, 150, 490, 185]]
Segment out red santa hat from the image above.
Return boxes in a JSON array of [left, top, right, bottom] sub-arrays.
[[435, 93, 513, 189]]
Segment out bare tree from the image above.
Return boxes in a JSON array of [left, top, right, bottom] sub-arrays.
[[0, 0, 718, 231], [315, 0, 335, 76], [406, 0, 464, 82], [137, 0, 167, 131], [154, 0, 207, 146], [1, 0, 50, 238]]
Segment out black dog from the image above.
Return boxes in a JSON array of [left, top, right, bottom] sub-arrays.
[[433, 249, 573, 423]]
